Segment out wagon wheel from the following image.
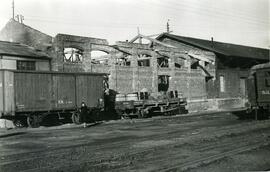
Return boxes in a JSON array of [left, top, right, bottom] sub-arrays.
[[72, 112, 81, 124], [13, 119, 25, 128], [27, 115, 40, 128]]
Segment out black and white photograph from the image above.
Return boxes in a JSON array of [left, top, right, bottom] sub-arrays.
[[0, 0, 269, 171]]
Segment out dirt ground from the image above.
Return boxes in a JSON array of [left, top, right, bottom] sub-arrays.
[[0, 111, 270, 172]]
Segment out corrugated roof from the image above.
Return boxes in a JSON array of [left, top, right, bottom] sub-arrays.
[[0, 41, 51, 59], [157, 33, 270, 60]]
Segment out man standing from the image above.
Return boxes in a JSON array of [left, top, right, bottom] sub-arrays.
[[80, 102, 88, 128]]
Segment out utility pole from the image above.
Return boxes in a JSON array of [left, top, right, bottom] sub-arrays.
[[12, 0, 24, 24], [12, 0, 15, 19], [167, 19, 170, 33]]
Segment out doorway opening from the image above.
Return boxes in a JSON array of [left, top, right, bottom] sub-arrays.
[[158, 75, 169, 92]]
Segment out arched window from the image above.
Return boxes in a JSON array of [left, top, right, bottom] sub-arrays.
[[64, 47, 83, 63]]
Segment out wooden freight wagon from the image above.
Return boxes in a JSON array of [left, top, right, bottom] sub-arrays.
[[252, 64, 270, 107], [246, 63, 270, 119], [0, 69, 106, 127]]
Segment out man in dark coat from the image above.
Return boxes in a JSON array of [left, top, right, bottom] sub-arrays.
[[80, 102, 88, 128]]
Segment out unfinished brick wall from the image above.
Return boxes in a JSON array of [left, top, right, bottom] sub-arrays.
[[92, 65, 154, 94], [52, 34, 113, 72], [92, 63, 207, 99], [189, 75, 207, 100], [137, 67, 153, 92], [91, 64, 110, 73], [91, 41, 209, 100], [174, 69, 207, 100]]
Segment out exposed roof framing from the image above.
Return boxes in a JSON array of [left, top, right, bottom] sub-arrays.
[[129, 33, 176, 48]]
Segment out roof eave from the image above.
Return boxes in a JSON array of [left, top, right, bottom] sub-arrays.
[[157, 33, 269, 60], [0, 53, 51, 60], [157, 33, 229, 56]]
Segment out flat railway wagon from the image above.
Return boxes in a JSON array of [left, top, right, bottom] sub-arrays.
[[115, 91, 188, 118], [238, 63, 270, 119], [0, 69, 106, 127]]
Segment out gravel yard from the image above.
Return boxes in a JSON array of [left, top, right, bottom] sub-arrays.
[[0, 111, 269, 172]]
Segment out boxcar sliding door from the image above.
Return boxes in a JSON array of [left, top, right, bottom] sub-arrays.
[[52, 74, 76, 109], [76, 75, 104, 108]]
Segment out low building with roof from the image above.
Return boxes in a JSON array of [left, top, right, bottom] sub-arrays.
[[157, 33, 270, 109], [0, 41, 51, 71]]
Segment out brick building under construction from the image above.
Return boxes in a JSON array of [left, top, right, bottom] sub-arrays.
[[0, 19, 269, 111]]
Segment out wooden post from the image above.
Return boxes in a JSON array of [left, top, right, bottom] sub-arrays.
[[12, 0, 15, 19], [255, 108, 258, 120], [169, 52, 175, 91], [151, 52, 158, 93], [131, 50, 138, 92]]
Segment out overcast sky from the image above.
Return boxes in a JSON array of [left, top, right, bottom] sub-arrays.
[[0, 0, 269, 48]]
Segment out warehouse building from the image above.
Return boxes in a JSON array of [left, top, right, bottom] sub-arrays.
[[156, 33, 269, 109]]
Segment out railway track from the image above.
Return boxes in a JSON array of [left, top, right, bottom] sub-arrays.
[[1, 115, 269, 172], [18, 124, 270, 172], [0, 112, 230, 157], [160, 141, 270, 172], [0, 113, 251, 162], [109, 127, 270, 172], [157, 130, 270, 171]]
